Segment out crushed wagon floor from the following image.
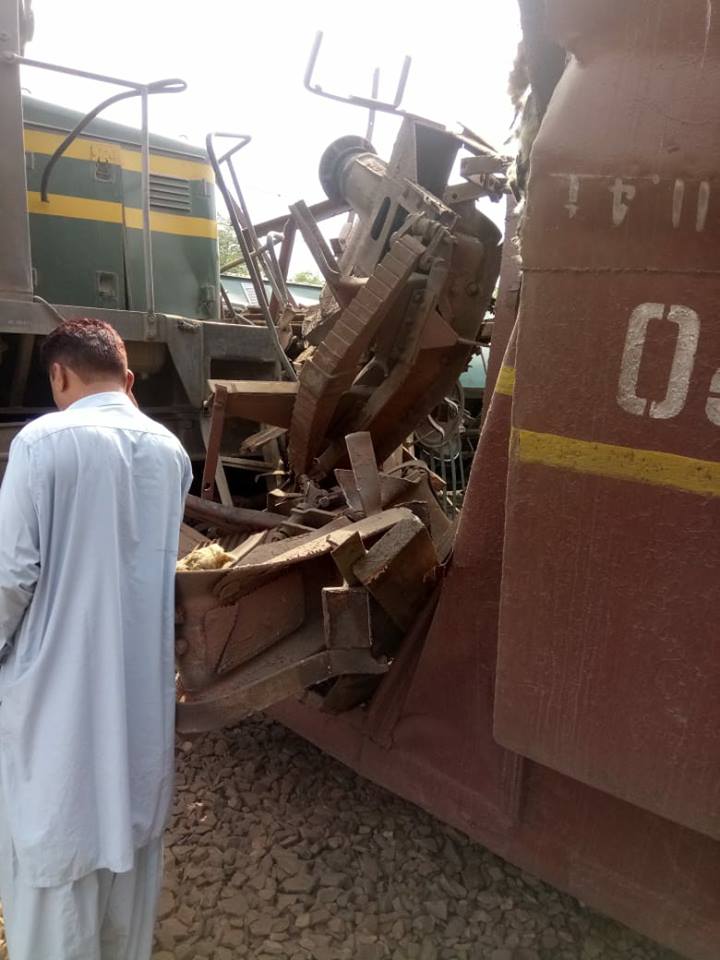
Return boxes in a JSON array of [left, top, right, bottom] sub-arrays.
[[0, 718, 684, 960]]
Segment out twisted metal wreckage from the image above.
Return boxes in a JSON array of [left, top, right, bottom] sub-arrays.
[[177, 34, 507, 733], [177, 9, 720, 954]]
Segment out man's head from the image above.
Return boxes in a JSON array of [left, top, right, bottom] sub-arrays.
[[39, 319, 135, 410]]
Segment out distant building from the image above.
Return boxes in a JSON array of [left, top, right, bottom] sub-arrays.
[[221, 274, 322, 309]]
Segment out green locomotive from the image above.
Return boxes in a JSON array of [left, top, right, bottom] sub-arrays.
[[0, 0, 285, 480], [22, 96, 219, 320]]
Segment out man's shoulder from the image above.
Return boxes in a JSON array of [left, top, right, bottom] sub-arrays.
[[16, 406, 187, 460], [14, 411, 68, 447]]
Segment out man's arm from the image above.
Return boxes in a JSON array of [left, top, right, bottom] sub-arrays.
[[0, 437, 40, 660], [181, 450, 193, 500]]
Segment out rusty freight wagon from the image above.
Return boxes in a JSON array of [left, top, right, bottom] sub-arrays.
[[175, 5, 720, 959]]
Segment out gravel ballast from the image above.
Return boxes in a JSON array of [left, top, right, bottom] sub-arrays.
[[0, 718, 684, 959]]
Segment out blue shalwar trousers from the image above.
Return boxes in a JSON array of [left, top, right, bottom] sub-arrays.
[[0, 813, 163, 960]]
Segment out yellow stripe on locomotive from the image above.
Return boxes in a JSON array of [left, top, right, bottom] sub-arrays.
[[23, 96, 219, 320]]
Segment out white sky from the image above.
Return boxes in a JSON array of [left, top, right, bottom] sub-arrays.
[[22, 0, 521, 274]]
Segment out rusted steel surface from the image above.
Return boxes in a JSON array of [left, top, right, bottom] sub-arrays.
[[484, 199, 520, 405], [207, 380, 299, 429], [344, 432, 382, 517], [262, 6, 720, 960], [293, 121, 503, 480], [493, 0, 720, 841], [215, 569, 306, 674], [176, 504, 429, 732], [321, 586, 373, 650], [352, 516, 438, 632], [271, 323, 720, 960], [288, 233, 424, 475], [177, 638, 387, 734], [177, 12, 720, 954]]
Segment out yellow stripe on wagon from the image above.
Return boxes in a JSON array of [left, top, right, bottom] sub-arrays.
[[513, 428, 720, 498], [27, 191, 217, 239], [495, 365, 516, 396]]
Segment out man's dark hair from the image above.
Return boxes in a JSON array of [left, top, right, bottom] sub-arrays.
[[40, 318, 128, 382]]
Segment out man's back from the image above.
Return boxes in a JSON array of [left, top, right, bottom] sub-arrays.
[[0, 391, 191, 887]]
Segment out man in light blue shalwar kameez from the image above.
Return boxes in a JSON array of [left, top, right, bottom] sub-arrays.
[[0, 319, 192, 960]]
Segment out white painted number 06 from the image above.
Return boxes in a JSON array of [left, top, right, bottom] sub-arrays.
[[617, 303, 720, 425]]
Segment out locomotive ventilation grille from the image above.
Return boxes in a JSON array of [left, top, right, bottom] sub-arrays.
[[149, 173, 192, 213]]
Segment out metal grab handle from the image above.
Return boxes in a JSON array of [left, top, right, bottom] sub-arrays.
[[39, 78, 186, 202], [7, 51, 189, 316], [212, 132, 252, 165], [206, 133, 297, 382], [304, 30, 412, 118], [208, 134, 296, 315]]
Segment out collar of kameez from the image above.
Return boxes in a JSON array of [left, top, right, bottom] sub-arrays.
[[67, 390, 133, 411]]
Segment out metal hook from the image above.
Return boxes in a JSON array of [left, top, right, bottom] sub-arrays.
[[426, 414, 447, 442]]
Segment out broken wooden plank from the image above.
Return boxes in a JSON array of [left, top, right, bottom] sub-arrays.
[[185, 494, 311, 535], [352, 515, 438, 632], [207, 379, 298, 428], [240, 425, 288, 454]]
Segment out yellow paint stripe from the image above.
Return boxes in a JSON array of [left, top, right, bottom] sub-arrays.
[[27, 190, 123, 223], [24, 129, 122, 164], [495, 365, 516, 396], [23, 129, 214, 182], [514, 428, 720, 498], [123, 207, 217, 239], [27, 191, 217, 239], [120, 149, 214, 183]]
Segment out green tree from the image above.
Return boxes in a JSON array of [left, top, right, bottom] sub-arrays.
[[217, 217, 248, 276], [291, 270, 322, 285], [218, 218, 323, 286]]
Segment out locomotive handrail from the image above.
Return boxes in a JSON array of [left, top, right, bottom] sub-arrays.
[[3, 51, 187, 317], [304, 30, 412, 118], [206, 132, 297, 382], [39, 79, 186, 203]]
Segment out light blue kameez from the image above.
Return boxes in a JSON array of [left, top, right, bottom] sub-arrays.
[[0, 391, 191, 959]]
